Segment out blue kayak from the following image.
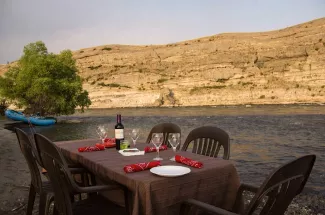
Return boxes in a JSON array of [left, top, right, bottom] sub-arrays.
[[5, 109, 56, 126]]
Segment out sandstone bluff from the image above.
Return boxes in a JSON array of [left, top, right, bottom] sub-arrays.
[[1, 18, 325, 108]]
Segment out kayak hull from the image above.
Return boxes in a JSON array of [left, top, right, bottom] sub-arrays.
[[5, 109, 56, 126]]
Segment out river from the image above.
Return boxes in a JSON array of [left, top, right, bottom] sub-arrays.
[[1, 104, 325, 214]]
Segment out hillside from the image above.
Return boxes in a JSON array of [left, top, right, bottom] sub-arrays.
[[1, 18, 325, 108]]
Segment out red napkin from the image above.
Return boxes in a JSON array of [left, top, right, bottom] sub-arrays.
[[144, 145, 168, 153], [175, 155, 203, 168], [78, 144, 105, 152], [123, 161, 161, 173], [97, 142, 115, 148], [94, 138, 116, 148], [104, 138, 115, 143]]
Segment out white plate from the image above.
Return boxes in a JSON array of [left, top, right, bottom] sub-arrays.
[[150, 165, 191, 177]]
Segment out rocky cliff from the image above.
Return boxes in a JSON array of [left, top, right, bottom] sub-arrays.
[[1, 18, 325, 108]]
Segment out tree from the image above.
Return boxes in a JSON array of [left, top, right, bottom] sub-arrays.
[[0, 41, 91, 116]]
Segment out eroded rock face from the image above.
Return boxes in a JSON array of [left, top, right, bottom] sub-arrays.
[[1, 18, 325, 108]]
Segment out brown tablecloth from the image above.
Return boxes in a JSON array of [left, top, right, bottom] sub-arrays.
[[56, 139, 241, 215]]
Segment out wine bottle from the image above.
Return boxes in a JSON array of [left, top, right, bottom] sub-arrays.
[[115, 114, 124, 150]]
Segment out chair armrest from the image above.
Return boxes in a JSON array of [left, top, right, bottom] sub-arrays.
[[73, 184, 121, 194], [183, 199, 239, 215]]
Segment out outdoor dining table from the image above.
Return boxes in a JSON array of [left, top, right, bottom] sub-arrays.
[[55, 139, 241, 215]]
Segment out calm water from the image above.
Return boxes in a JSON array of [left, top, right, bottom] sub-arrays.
[[9, 105, 325, 195]]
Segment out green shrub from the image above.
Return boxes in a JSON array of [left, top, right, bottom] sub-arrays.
[[88, 65, 102, 70], [98, 82, 130, 88], [190, 85, 226, 94], [102, 47, 112, 51], [242, 82, 253, 86], [157, 78, 168, 83], [216, 78, 229, 83]]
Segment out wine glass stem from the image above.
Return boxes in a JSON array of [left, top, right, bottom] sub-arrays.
[[133, 140, 136, 147], [156, 147, 160, 158], [172, 147, 176, 153]]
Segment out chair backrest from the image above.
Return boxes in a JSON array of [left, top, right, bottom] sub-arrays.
[[34, 133, 75, 215], [181, 126, 230, 160], [145, 123, 181, 147], [15, 128, 43, 193], [245, 154, 316, 215]]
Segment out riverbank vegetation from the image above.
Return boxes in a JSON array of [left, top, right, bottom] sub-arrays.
[[0, 41, 91, 116]]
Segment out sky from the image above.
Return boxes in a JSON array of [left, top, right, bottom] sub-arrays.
[[0, 0, 325, 63]]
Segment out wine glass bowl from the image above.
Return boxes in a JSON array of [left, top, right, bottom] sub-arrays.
[[96, 125, 108, 143], [151, 133, 164, 161], [168, 133, 180, 161], [130, 128, 140, 148]]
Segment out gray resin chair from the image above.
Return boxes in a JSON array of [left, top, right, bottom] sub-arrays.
[[181, 126, 230, 160], [34, 133, 129, 215], [146, 123, 181, 148], [15, 128, 54, 215], [181, 154, 316, 215]]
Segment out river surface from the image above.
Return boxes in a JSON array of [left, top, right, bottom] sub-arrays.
[[2, 104, 325, 214], [9, 104, 323, 196]]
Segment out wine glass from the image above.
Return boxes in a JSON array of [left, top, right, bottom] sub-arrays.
[[96, 125, 108, 143], [168, 133, 180, 161], [151, 133, 164, 161], [130, 128, 140, 148]]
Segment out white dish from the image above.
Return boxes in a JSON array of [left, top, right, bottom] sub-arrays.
[[118, 149, 145, 156], [150, 165, 191, 177]]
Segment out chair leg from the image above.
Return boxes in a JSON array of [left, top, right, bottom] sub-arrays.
[[45, 195, 54, 215], [38, 192, 48, 215], [123, 187, 130, 215], [26, 184, 36, 215], [53, 206, 59, 215]]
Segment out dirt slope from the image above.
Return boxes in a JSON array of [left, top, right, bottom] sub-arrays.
[[1, 18, 325, 108]]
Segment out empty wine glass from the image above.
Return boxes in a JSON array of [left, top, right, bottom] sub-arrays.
[[130, 128, 140, 148], [96, 125, 108, 143], [151, 133, 164, 161], [168, 133, 180, 161]]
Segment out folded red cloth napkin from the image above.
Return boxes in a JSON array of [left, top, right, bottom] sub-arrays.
[[144, 145, 168, 153], [96, 142, 115, 148], [78, 144, 105, 152], [104, 138, 115, 143], [123, 161, 161, 173], [175, 155, 203, 168]]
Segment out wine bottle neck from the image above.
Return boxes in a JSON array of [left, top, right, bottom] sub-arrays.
[[117, 114, 121, 123]]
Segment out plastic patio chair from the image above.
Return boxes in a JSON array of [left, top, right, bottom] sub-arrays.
[[181, 126, 230, 160], [145, 123, 181, 148], [15, 128, 54, 215], [34, 133, 129, 215], [181, 154, 316, 215]]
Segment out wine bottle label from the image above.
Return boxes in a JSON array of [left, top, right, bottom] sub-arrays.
[[115, 129, 124, 139]]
